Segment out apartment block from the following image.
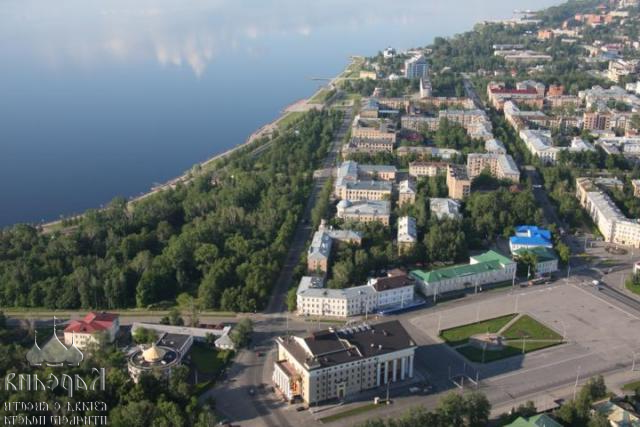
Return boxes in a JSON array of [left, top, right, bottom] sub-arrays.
[[446, 164, 472, 199]]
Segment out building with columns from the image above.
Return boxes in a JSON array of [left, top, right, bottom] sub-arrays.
[[272, 321, 416, 404]]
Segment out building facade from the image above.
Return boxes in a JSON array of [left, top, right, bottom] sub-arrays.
[[446, 165, 472, 199], [273, 321, 416, 404]]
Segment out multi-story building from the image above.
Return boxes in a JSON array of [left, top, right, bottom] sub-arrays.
[[351, 115, 396, 142], [337, 181, 392, 202], [519, 129, 560, 164], [398, 179, 416, 206], [607, 59, 640, 83], [419, 76, 433, 98], [576, 177, 640, 248], [411, 250, 516, 299], [404, 54, 428, 79], [342, 138, 395, 158], [358, 165, 397, 181], [64, 312, 120, 350], [466, 153, 520, 183], [583, 111, 612, 131], [503, 101, 549, 131], [446, 165, 471, 199], [296, 270, 415, 318], [337, 200, 391, 225], [595, 136, 640, 157], [487, 81, 545, 110], [273, 321, 416, 404], [429, 198, 462, 220], [396, 146, 460, 159], [307, 222, 362, 273], [485, 138, 507, 154], [579, 85, 640, 110], [397, 216, 417, 254], [409, 161, 449, 178]]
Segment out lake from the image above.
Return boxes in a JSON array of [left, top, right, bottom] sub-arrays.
[[0, 0, 562, 226]]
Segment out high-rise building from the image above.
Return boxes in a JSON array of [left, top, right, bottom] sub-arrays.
[[404, 54, 428, 79]]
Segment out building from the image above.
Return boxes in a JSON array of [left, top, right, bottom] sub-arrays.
[[131, 322, 236, 351], [576, 177, 640, 248], [63, 312, 120, 350], [595, 136, 640, 158], [409, 161, 448, 178], [383, 47, 396, 58], [547, 84, 564, 97], [487, 81, 545, 110], [583, 111, 612, 131], [519, 129, 560, 164], [296, 271, 415, 318], [396, 146, 460, 159], [466, 153, 520, 183], [411, 250, 516, 299], [337, 181, 393, 202], [607, 59, 640, 83], [307, 222, 362, 273], [128, 342, 182, 383], [398, 179, 416, 206], [632, 179, 640, 197], [509, 225, 553, 252], [337, 200, 391, 226], [579, 85, 640, 110], [497, 50, 552, 63], [512, 247, 559, 276], [505, 414, 563, 427], [351, 115, 396, 142], [397, 216, 417, 253], [429, 198, 462, 220], [419, 76, 433, 98], [446, 165, 471, 199], [592, 399, 640, 427], [358, 164, 397, 181], [485, 138, 507, 154], [273, 321, 416, 404], [404, 54, 428, 79], [568, 137, 596, 152]]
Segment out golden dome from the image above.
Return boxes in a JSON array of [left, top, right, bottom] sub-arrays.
[[142, 344, 166, 363]]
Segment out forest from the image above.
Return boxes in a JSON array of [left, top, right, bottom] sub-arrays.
[[0, 109, 342, 311]]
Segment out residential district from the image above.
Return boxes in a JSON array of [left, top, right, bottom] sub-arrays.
[[11, 1, 640, 426]]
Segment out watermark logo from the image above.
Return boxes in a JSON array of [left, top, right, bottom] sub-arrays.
[[25, 317, 83, 367]]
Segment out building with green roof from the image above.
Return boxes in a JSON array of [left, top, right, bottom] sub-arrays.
[[505, 414, 563, 427], [410, 250, 516, 299], [512, 246, 559, 275]]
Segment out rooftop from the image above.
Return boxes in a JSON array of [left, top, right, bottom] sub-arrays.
[[411, 250, 513, 283]]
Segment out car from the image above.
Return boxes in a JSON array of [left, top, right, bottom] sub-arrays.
[[409, 386, 421, 394], [248, 388, 255, 396], [296, 406, 306, 412]]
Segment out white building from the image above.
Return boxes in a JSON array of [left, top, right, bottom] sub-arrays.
[[404, 54, 428, 79], [273, 321, 416, 404], [296, 270, 415, 318], [337, 200, 391, 226], [398, 179, 416, 206], [576, 177, 640, 248], [429, 198, 462, 220], [485, 138, 507, 154], [397, 216, 417, 253], [519, 129, 560, 164]]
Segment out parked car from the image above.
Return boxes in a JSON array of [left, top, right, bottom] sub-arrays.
[[248, 388, 255, 396], [296, 406, 306, 412]]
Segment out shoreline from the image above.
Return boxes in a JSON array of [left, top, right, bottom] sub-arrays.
[[37, 65, 348, 234]]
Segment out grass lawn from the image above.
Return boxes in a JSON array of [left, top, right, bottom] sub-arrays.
[[439, 314, 517, 347], [309, 89, 334, 104], [277, 111, 305, 130], [318, 403, 384, 423], [453, 314, 563, 363], [622, 380, 640, 392], [502, 315, 562, 341], [191, 344, 233, 375], [626, 280, 640, 296]]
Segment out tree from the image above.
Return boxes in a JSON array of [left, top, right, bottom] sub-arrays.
[[437, 392, 466, 426], [231, 318, 253, 348], [176, 293, 202, 327], [463, 392, 491, 427], [286, 287, 297, 312], [132, 327, 157, 344], [557, 242, 571, 265]]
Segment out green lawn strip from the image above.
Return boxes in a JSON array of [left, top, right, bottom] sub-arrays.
[[622, 380, 640, 392], [277, 112, 305, 129], [3, 308, 236, 318], [309, 89, 334, 104], [501, 315, 562, 341], [439, 314, 517, 347], [318, 403, 385, 423], [626, 280, 640, 296], [191, 344, 234, 375]]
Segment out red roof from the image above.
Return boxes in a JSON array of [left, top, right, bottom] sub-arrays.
[[64, 311, 118, 334]]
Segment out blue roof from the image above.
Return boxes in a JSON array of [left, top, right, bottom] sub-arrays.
[[510, 236, 552, 246], [515, 225, 551, 240]]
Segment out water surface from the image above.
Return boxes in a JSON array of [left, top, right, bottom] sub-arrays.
[[0, 0, 562, 226]]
